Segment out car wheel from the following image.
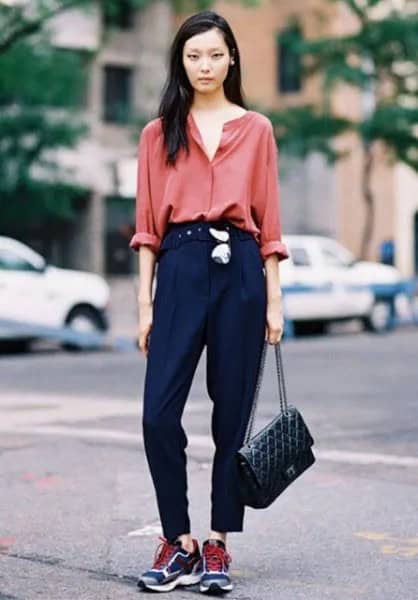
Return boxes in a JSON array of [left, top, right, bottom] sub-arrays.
[[362, 300, 393, 333], [63, 306, 105, 351]]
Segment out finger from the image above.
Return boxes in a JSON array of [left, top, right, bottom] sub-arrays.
[[145, 329, 152, 357]]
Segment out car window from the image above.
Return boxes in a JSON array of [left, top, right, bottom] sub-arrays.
[[0, 248, 39, 271], [289, 246, 311, 267], [321, 245, 349, 267], [330, 241, 356, 265]]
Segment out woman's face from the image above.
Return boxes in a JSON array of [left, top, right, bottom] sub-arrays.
[[182, 27, 232, 95]]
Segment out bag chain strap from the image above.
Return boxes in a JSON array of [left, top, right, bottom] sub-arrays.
[[243, 340, 289, 445]]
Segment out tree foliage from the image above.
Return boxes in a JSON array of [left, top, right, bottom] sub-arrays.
[[271, 0, 418, 256], [0, 0, 259, 225], [0, 37, 88, 223]]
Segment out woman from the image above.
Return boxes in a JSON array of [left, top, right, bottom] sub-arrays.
[[130, 9, 289, 595]]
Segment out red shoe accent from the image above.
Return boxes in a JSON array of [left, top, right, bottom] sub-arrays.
[[152, 536, 179, 569], [203, 543, 232, 572]]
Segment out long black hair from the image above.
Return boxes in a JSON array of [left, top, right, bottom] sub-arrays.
[[157, 10, 247, 167]]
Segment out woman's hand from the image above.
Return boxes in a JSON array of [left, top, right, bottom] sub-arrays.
[[265, 294, 284, 344], [138, 300, 153, 357]]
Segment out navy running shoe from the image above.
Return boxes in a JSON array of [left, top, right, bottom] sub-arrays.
[[137, 536, 201, 592], [198, 539, 233, 594]]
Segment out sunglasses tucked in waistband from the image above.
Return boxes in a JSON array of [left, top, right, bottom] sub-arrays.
[[160, 220, 254, 264]]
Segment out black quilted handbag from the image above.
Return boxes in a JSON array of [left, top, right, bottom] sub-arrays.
[[236, 341, 316, 509]]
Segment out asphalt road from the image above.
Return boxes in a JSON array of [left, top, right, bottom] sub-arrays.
[[0, 326, 418, 599]]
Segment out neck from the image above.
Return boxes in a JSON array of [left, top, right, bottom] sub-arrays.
[[191, 88, 231, 112]]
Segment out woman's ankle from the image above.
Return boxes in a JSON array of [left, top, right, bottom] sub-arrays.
[[208, 530, 227, 544], [175, 533, 195, 552]]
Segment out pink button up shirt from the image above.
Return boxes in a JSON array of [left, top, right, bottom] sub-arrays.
[[129, 110, 289, 262]]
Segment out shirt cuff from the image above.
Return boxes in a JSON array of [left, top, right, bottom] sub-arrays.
[[129, 232, 160, 254], [260, 240, 290, 262]]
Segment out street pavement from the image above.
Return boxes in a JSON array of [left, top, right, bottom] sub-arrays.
[[0, 326, 418, 599]]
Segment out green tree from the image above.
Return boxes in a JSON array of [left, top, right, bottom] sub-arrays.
[[0, 1, 152, 54], [0, 1, 192, 56], [0, 0, 260, 227], [0, 0, 261, 55], [270, 0, 418, 258], [0, 36, 89, 225]]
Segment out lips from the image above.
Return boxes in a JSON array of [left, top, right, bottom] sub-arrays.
[[198, 78, 214, 82]]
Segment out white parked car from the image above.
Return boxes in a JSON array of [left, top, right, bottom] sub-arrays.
[[0, 236, 110, 350], [279, 235, 402, 334]]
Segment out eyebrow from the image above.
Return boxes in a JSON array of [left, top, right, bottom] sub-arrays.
[[186, 47, 224, 52]]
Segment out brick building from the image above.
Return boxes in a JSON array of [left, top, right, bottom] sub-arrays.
[[17, 0, 416, 278]]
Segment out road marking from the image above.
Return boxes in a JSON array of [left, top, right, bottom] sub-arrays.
[[1, 423, 418, 470], [314, 448, 418, 467], [20, 473, 63, 489], [0, 393, 205, 429], [354, 531, 418, 558], [128, 525, 162, 537], [381, 544, 418, 558], [0, 425, 216, 448], [0, 537, 16, 552]]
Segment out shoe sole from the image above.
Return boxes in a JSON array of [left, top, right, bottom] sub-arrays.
[[200, 581, 234, 594], [138, 572, 201, 592]]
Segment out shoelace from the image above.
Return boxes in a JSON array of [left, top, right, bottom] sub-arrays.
[[152, 536, 179, 569], [204, 545, 232, 572]]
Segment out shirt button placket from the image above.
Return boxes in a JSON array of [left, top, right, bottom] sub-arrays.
[[208, 163, 214, 215]]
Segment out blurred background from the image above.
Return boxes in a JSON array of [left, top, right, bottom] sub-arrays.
[[0, 3, 418, 597], [0, 0, 417, 348]]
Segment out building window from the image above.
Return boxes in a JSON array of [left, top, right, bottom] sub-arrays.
[[277, 26, 302, 94], [103, 65, 133, 124], [103, 0, 134, 30], [105, 196, 136, 275]]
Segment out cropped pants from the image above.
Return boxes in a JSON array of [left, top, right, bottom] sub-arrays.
[[141, 219, 267, 540]]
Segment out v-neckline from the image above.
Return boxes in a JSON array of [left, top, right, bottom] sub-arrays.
[[188, 110, 252, 164]]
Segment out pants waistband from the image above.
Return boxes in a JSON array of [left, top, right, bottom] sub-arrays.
[[160, 219, 254, 251]]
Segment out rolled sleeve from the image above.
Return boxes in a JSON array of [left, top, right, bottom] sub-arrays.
[[129, 125, 161, 254], [256, 121, 289, 263], [260, 240, 290, 261], [129, 232, 160, 253]]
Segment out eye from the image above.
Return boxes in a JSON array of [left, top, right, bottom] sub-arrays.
[[186, 53, 224, 60]]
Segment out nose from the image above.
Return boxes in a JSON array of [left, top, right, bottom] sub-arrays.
[[199, 57, 211, 72]]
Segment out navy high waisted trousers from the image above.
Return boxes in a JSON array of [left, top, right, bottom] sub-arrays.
[[142, 218, 267, 540]]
